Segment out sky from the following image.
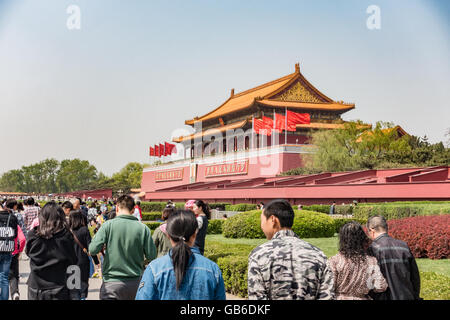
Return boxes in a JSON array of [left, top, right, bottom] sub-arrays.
[[0, 0, 449, 176]]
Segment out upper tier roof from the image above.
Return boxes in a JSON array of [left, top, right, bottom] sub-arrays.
[[185, 63, 355, 125]]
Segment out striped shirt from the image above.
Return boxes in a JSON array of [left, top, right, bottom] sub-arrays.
[[24, 206, 40, 231]]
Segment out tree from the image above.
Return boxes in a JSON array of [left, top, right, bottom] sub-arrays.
[[110, 162, 145, 194], [282, 120, 448, 175], [56, 159, 98, 192]]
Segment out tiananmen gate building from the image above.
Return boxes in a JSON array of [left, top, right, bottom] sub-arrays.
[[141, 64, 450, 204]]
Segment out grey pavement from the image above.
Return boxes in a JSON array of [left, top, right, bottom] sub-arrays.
[[15, 253, 243, 300]]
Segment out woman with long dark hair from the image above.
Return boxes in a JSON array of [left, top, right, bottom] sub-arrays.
[[191, 200, 210, 255], [327, 221, 388, 300], [135, 210, 225, 300], [68, 210, 91, 300], [25, 202, 77, 300]]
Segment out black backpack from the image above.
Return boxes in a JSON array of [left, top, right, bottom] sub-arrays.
[[0, 211, 18, 253]]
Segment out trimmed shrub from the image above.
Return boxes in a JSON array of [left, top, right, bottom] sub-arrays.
[[141, 212, 163, 221], [217, 255, 249, 297], [388, 215, 450, 259], [335, 205, 353, 215], [140, 202, 185, 212], [222, 210, 336, 239], [353, 203, 450, 220], [301, 205, 330, 214], [144, 221, 162, 231], [332, 218, 368, 234], [225, 204, 258, 212], [207, 219, 224, 235], [222, 211, 265, 239], [292, 211, 336, 238]]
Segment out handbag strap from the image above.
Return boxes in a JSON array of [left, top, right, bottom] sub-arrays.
[[70, 228, 88, 255]]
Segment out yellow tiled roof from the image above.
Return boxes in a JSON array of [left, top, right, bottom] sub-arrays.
[[257, 99, 354, 111], [185, 73, 296, 125], [185, 64, 355, 125]]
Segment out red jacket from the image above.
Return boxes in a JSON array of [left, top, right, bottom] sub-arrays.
[[13, 225, 26, 256]]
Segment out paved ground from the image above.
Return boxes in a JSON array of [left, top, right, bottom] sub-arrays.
[[16, 254, 243, 300]]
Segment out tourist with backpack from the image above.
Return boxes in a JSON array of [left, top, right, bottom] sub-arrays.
[[5, 199, 26, 300], [0, 205, 19, 300]]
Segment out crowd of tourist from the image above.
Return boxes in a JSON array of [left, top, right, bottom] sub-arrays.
[[0, 196, 421, 300]]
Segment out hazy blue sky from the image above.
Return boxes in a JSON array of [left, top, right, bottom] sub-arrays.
[[0, 0, 449, 175]]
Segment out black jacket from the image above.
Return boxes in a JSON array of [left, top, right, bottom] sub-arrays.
[[194, 216, 209, 255], [368, 234, 421, 300], [72, 226, 91, 283], [25, 228, 78, 290]]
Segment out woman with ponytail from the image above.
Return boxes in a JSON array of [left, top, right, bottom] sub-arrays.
[[135, 210, 225, 300]]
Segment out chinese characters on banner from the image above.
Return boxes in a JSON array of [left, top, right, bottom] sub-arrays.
[[205, 160, 249, 178], [155, 168, 184, 182]]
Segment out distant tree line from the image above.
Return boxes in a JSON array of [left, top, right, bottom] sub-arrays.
[[0, 159, 146, 196], [283, 121, 450, 175]]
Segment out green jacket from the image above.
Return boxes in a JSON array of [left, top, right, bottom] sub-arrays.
[[152, 224, 172, 258], [89, 214, 156, 282]]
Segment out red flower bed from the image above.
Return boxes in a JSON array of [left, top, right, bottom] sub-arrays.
[[388, 215, 450, 259]]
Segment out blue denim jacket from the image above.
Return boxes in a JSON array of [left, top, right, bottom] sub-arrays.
[[135, 246, 226, 300]]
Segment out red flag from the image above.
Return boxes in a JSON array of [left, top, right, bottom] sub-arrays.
[[262, 116, 274, 136], [164, 142, 177, 155], [275, 113, 287, 131], [253, 118, 272, 135], [159, 143, 165, 156], [286, 110, 310, 128], [149, 146, 155, 156], [253, 118, 264, 134], [155, 144, 160, 157]]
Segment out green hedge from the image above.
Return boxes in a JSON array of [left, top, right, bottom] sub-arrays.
[[332, 218, 368, 233], [300, 205, 330, 214], [222, 210, 335, 239], [207, 219, 224, 235], [140, 202, 185, 212], [222, 211, 265, 239], [204, 241, 254, 298], [142, 212, 163, 221], [225, 204, 258, 212], [353, 203, 450, 220]]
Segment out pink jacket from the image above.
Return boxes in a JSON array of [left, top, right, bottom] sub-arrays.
[[30, 217, 39, 229], [13, 225, 26, 256]]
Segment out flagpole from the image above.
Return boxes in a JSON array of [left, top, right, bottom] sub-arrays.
[[285, 107, 287, 145], [273, 109, 275, 147], [251, 115, 254, 150]]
